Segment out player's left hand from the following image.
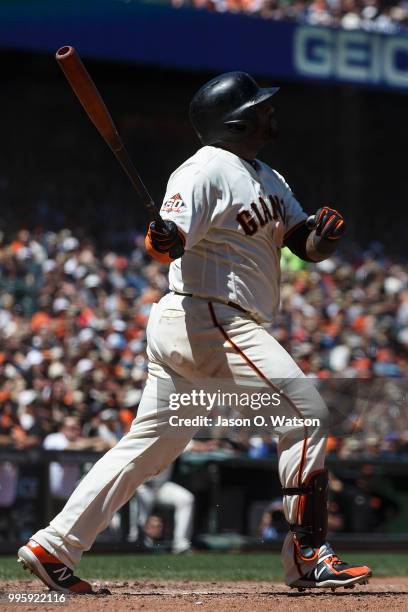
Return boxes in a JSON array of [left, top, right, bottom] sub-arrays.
[[314, 206, 345, 240]]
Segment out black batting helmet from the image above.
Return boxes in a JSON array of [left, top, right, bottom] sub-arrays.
[[189, 72, 279, 146]]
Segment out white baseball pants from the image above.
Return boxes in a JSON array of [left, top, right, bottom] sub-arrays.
[[32, 292, 328, 585]]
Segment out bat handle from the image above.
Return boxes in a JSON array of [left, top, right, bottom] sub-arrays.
[[153, 217, 166, 230], [146, 200, 164, 227], [113, 145, 164, 227], [306, 215, 316, 229]]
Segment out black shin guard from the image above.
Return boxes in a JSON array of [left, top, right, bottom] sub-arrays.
[[283, 469, 328, 561]]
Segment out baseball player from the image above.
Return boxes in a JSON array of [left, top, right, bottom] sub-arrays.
[[18, 72, 371, 593]]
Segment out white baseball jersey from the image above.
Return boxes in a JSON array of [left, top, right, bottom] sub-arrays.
[[160, 146, 307, 324]]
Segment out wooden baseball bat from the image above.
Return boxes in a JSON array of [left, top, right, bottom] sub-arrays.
[[55, 45, 163, 225]]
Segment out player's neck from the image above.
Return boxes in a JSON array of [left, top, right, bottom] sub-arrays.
[[216, 142, 260, 162]]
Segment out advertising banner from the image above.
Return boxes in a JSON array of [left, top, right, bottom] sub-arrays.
[[0, 1, 407, 91]]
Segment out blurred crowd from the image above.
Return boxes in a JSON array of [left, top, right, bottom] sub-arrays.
[[170, 0, 408, 33], [0, 229, 407, 458], [0, 228, 165, 453], [0, 228, 406, 543]]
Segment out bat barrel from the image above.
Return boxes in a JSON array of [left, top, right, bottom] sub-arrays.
[[55, 45, 122, 150], [56, 44, 162, 224]]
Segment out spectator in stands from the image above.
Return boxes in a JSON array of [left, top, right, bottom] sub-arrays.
[[136, 514, 166, 551], [95, 409, 124, 447], [128, 465, 194, 553], [43, 416, 109, 514], [258, 499, 288, 540], [169, 0, 408, 32]]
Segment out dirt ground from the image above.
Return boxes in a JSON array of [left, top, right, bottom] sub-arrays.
[[1, 578, 407, 611]]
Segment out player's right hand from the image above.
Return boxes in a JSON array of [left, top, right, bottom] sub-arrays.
[[148, 220, 185, 259], [314, 207, 345, 240]]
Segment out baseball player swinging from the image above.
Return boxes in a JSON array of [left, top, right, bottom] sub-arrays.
[[18, 72, 371, 593]]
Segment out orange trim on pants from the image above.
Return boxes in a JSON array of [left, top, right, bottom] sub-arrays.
[[207, 300, 310, 573]]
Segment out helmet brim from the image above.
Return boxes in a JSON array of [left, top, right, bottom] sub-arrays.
[[226, 86, 280, 121], [253, 87, 280, 105]]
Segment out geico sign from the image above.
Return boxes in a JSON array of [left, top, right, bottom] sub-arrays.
[[294, 26, 408, 88]]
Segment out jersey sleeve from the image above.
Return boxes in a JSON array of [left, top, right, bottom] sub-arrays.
[[160, 168, 214, 250], [273, 170, 308, 241]]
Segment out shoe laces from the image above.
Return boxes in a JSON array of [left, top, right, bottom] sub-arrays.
[[319, 543, 344, 565], [325, 554, 343, 566]]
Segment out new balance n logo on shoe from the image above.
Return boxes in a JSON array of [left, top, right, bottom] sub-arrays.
[[53, 566, 72, 582]]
